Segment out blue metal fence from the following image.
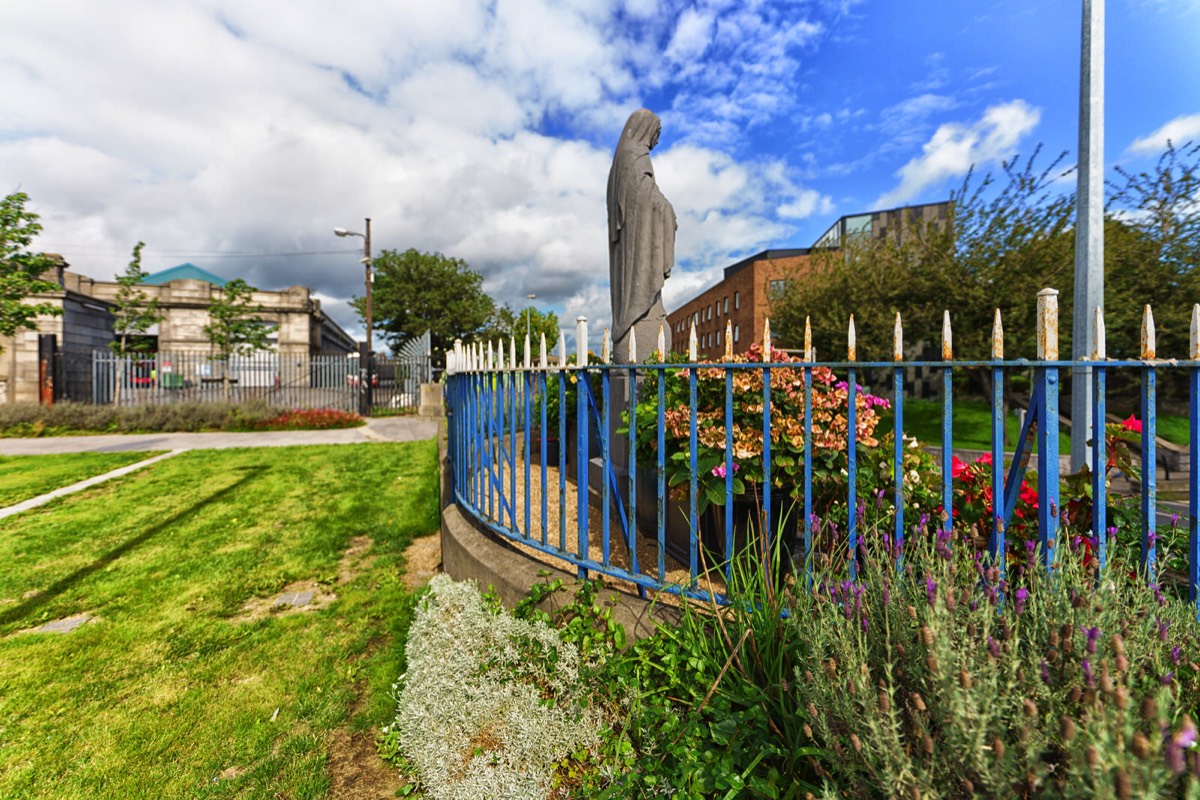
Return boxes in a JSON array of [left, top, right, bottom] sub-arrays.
[[444, 291, 1200, 619]]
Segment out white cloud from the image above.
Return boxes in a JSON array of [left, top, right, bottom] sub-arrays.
[[1128, 113, 1200, 155], [876, 100, 1041, 208], [0, 0, 838, 340]]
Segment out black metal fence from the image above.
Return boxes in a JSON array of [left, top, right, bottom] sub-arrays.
[[48, 350, 432, 415]]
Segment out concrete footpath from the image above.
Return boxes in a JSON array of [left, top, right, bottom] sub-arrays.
[[0, 416, 439, 456]]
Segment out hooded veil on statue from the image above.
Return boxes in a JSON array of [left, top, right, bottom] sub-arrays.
[[607, 109, 675, 360]]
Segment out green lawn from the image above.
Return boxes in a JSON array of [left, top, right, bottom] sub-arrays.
[[885, 399, 1190, 450], [878, 398, 1070, 452], [0, 442, 439, 799], [0, 451, 164, 508]]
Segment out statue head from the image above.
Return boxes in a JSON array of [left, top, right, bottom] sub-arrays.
[[617, 109, 661, 153]]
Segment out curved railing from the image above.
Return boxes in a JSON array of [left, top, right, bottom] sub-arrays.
[[444, 292, 1200, 616]]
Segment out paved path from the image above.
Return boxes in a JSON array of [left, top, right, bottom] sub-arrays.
[[0, 416, 439, 455]]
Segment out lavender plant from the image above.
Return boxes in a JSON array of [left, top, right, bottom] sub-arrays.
[[787, 521, 1200, 798]]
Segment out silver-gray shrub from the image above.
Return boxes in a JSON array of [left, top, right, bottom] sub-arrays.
[[390, 575, 605, 800]]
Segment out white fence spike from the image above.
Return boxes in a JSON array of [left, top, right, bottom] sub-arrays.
[[1036, 288, 1059, 360], [847, 315, 856, 362], [992, 309, 1004, 360], [804, 316, 813, 362], [657, 324, 665, 360], [539, 333, 548, 370], [893, 311, 903, 362], [1192, 305, 1200, 361], [763, 318, 772, 362], [688, 321, 698, 362], [576, 317, 588, 368], [601, 328, 611, 364], [509, 337, 517, 371], [524, 333, 531, 369], [627, 329, 637, 363], [1092, 306, 1106, 360], [1141, 304, 1156, 360], [942, 310, 952, 361], [724, 320, 733, 360]]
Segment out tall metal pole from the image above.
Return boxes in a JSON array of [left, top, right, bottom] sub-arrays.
[[364, 217, 372, 356], [1072, 0, 1104, 471]]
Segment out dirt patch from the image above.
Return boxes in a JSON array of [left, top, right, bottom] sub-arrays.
[[338, 535, 376, 585], [402, 534, 442, 591], [232, 580, 337, 624], [327, 727, 408, 799]]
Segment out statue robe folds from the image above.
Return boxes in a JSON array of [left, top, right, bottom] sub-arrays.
[[608, 109, 675, 361]]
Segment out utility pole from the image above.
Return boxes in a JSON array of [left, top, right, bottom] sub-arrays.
[[1072, 0, 1104, 471], [364, 217, 372, 356]]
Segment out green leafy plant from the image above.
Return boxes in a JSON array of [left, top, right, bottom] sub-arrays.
[[204, 278, 276, 400], [0, 191, 61, 350]]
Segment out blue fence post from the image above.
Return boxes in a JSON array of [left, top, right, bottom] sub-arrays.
[[941, 313, 953, 550], [803, 318, 814, 588], [657, 328, 667, 583], [847, 316, 858, 580], [539, 335, 549, 546], [523, 336, 532, 540], [1035, 289, 1061, 574], [576, 318, 589, 580], [1140, 306, 1158, 584], [894, 312, 906, 573], [1189, 304, 1200, 620], [558, 333, 568, 553], [688, 324, 699, 583], [627, 334, 638, 576], [1091, 308, 1108, 576], [601, 331, 612, 569], [762, 321, 773, 572], [723, 322, 735, 582], [990, 310, 1005, 571]]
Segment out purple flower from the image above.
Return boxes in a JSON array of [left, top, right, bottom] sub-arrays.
[[987, 637, 1000, 659], [1162, 672, 1176, 686], [1170, 512, 1180, 528], [1081, 626, 1100, 654], [1014, 587, 1029, 614], [1158, 618, 1170, 642], [1082, 659, 1094, 688], [881, 585, 891, 606], [861, 617, 870, 633], [1171, 646, 1182, 666], [925, 577, 938, 607], [1040, 660, 1051, 685], [1025, 539, 1037, 556]]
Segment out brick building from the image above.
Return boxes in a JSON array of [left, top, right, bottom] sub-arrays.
[[666, 201, 951, 359], [666, 249, 810, 359]]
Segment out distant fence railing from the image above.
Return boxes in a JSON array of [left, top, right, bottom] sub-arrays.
[[73, 350, 431, 414], [444, 290, 1200, 619]]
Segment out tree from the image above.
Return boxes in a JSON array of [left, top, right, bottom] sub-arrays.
[[773, 147, 1076, 362], [0, 192, 61, 352], [204, 278, 275, 399], [109, 241, 163, 357], [481, 304, 561, 351], [358, 249, 495, 360]]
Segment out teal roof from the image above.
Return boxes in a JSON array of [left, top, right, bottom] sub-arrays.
[[142, 263, 228, 287]]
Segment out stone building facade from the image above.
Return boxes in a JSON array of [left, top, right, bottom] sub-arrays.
[[0, 263, 357, 404]]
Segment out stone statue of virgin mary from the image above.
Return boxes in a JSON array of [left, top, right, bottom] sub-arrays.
[[607, 109, 675, 361]]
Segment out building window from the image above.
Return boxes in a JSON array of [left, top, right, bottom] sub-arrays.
[[692, 312, 698, 326], [734, 292, 740, 310], [733, 325, 740, 343], [716, 302, 721, 318], [717, 330, 722, 345], [769, 279, 789, 297], [724, 298, 729, 314]]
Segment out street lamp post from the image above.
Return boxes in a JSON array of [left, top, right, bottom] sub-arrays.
[[334, 218, 373, 355], [525, 293, 537, 344], [335, 218, 372, 414]]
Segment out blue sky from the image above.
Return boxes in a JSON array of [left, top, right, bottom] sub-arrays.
[[1, 0, 1197, 350]]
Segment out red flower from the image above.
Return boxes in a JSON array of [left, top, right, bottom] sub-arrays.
[[1121, 414, 1143, 433], [975, 452, 993, 466], [951, 455, 970, 479]]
